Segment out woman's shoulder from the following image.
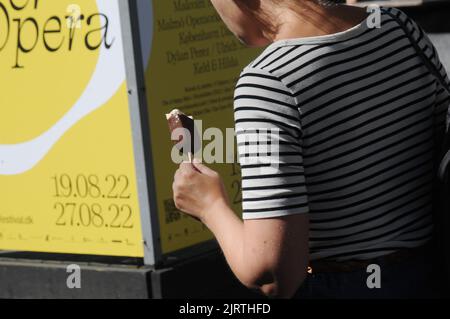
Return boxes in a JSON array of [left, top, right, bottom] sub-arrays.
[[239, 45, 298, 84], [242, 42, 306, 78]]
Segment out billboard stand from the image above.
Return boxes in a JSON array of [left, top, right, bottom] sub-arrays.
[[0, 0, 259, 298], [118, 0, 162, 268], [116, 0, 257, 298], [0, 256, 153, 298]]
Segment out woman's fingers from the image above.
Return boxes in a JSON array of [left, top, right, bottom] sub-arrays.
[[192, 158, 217, 177], [172, 158, 227, 221], [180, 160, 195, 171]]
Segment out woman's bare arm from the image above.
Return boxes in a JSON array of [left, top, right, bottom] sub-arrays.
[[205, 200, 309, 298], [173, 161, 309, 298]]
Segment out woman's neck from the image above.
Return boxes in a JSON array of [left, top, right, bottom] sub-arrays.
[[265, 3, 369, 42]]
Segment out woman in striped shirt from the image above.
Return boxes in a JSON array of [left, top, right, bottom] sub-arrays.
[[172, 0, 450, 298]]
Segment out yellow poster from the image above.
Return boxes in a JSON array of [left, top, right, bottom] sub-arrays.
[[0, 0, 143, 257], [143, 0, 258, 253]]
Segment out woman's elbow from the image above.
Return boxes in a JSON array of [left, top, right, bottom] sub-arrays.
[[240, 271, 307, 299], [260, 277, 306, 299]]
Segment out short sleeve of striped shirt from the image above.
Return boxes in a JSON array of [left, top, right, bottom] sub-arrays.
[[234, 67, 309, 219]]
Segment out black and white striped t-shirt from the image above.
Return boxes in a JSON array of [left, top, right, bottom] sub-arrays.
[[234, 7, 450, 261]]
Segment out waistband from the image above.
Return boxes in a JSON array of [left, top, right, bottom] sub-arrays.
[[308, 243, 430, 274]]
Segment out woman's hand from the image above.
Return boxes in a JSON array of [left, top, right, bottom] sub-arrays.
[[173, 160, 229, 222]]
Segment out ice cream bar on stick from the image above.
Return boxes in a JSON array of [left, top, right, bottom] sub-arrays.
[[166, 109, 199, 162]]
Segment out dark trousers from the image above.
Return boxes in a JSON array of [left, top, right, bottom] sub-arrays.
[[294, 249, 446, 299]]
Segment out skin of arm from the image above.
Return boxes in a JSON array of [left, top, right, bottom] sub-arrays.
[[173, 161, 309, 298]]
